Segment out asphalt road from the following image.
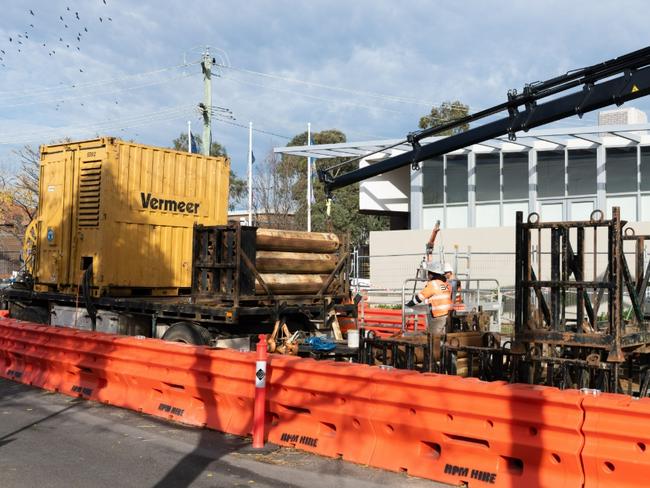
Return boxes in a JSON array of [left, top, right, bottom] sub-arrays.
[[0, 378, 447, 488]]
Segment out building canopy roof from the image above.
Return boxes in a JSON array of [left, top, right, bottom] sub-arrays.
[[274, 123, 650, 160]]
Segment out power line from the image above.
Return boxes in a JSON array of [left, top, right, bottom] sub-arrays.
[[0, 105, 196, 145], [216, 63, 456, 108], [214, 118, 291, 139], [219, 73, 405, 114], [2, 73, 197, 108], [0, 61, 200, 100]]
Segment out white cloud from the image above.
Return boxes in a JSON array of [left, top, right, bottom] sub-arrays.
[[1, 0, 649, 178]]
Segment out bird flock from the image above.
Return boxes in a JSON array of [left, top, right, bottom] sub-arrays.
[[2, 1, 114, 70]]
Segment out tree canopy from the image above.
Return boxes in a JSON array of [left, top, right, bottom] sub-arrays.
[[281, 129, 388, 246], [418, 100, 470, 135], [0, 145, 44, 244]]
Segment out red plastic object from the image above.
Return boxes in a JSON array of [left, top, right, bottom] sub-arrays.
[[0, 310, 9, 318], [582, 392, 650, 488], [0, 318, 630, 488], [252, 333, 268, 449]]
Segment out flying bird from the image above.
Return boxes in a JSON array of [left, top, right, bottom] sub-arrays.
[[84, 27, 88, 32], [75, 12, 79, 19], [99, 17, 103, 22], [1, 50, 4, 54], [8, 37, 12, 42], [30, 24, 34, 28], [103, 0, 107, 4], [76, 46, 80, 50], [79, 68, 83, 72], [30, 9, 34, 15], [108, 17, 112, 21], [60, 16, 63, 21], [65, 24, 68, 28]]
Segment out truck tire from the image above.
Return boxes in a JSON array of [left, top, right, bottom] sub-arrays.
[[161, 322, 212, 346], [9, 303, 49, 324]]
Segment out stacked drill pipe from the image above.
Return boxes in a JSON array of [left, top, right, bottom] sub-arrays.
[[254, 228, 340, 295]]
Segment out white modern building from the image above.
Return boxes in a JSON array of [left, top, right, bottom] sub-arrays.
[[275, 108, 650, 289]]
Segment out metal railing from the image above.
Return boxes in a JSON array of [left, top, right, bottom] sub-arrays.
[[401, 277, 502, 332]]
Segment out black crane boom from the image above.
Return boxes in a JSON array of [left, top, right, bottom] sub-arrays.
[[318, 47, 650, 193]]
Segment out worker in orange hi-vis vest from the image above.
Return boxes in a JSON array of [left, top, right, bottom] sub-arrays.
[[405, 261, 451, 334], [443, 263, 465, 311]]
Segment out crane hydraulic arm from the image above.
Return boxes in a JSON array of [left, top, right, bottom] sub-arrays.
[[318, 46, 650, 193]]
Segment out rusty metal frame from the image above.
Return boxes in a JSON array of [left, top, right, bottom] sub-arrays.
[[514, 207, 650, 392]]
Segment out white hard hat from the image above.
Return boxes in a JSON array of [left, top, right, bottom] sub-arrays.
[[426, 261, 444, 274], [443, 263, 454, 273]]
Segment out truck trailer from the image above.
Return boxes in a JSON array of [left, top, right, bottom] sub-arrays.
[[2, 137, 356, 347]]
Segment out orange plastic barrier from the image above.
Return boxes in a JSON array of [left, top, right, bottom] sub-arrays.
[[358, 306, 426, 336], [0, 310, 9, 318], [0, 318, 255, 436], [581, 393, 650, 488], [265, 365, 585, 487], [0, 318, 597, 487]]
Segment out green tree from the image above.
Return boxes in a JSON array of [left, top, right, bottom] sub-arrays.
[[282, 129, 388, 246], [418, 100, 470, 134], [171, 133, 245, 210]]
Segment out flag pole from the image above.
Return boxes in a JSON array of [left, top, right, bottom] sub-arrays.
[[307, 122, 311, 232], [248, 122, 253, 225], [187, 120, 192, 153]]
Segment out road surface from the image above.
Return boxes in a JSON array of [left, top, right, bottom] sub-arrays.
[[0, 378, 448, 488]]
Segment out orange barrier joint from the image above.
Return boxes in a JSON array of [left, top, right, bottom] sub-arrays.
[[252, 333, 268, 449]]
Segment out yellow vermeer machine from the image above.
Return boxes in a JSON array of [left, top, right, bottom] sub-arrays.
[[4, 137, 355, 346]]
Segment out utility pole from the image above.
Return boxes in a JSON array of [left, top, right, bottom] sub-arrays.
[[248, 122, 253, 225], [200, 50, 213, 156], [187, 120, 192, 153], [307, 122, 312, 232]]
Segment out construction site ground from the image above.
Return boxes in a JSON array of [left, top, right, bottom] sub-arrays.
[[0, 378, 448, 488]]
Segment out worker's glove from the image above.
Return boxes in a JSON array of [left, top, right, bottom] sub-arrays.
[[405, 299, 416, 307]]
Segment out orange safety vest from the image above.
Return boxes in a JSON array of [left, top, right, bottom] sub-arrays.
[[417, 279, 452, 318]]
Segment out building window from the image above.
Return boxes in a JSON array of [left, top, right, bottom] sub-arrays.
[[537, 151, 565, 198], [422, 157, 444, 205], [606, 147, 637, 194], [475, 153, 500, 202], [641, 147, 650, 192], [503, 152, 528, 200], [446, 154, 468, 203], [568, 149, 597, 196]]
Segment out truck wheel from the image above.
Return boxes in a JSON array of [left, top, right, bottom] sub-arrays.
[[10, 304, 49, 324], [161, 322, 212, 345]]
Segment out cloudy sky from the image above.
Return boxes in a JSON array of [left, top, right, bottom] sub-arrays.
[[2, 0, 649, 184]]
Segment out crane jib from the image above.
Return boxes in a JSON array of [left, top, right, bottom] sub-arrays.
[[320, 50, 650, 193]]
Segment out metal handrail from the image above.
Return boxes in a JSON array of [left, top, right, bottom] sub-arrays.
[[401, 277, 502, 332]]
